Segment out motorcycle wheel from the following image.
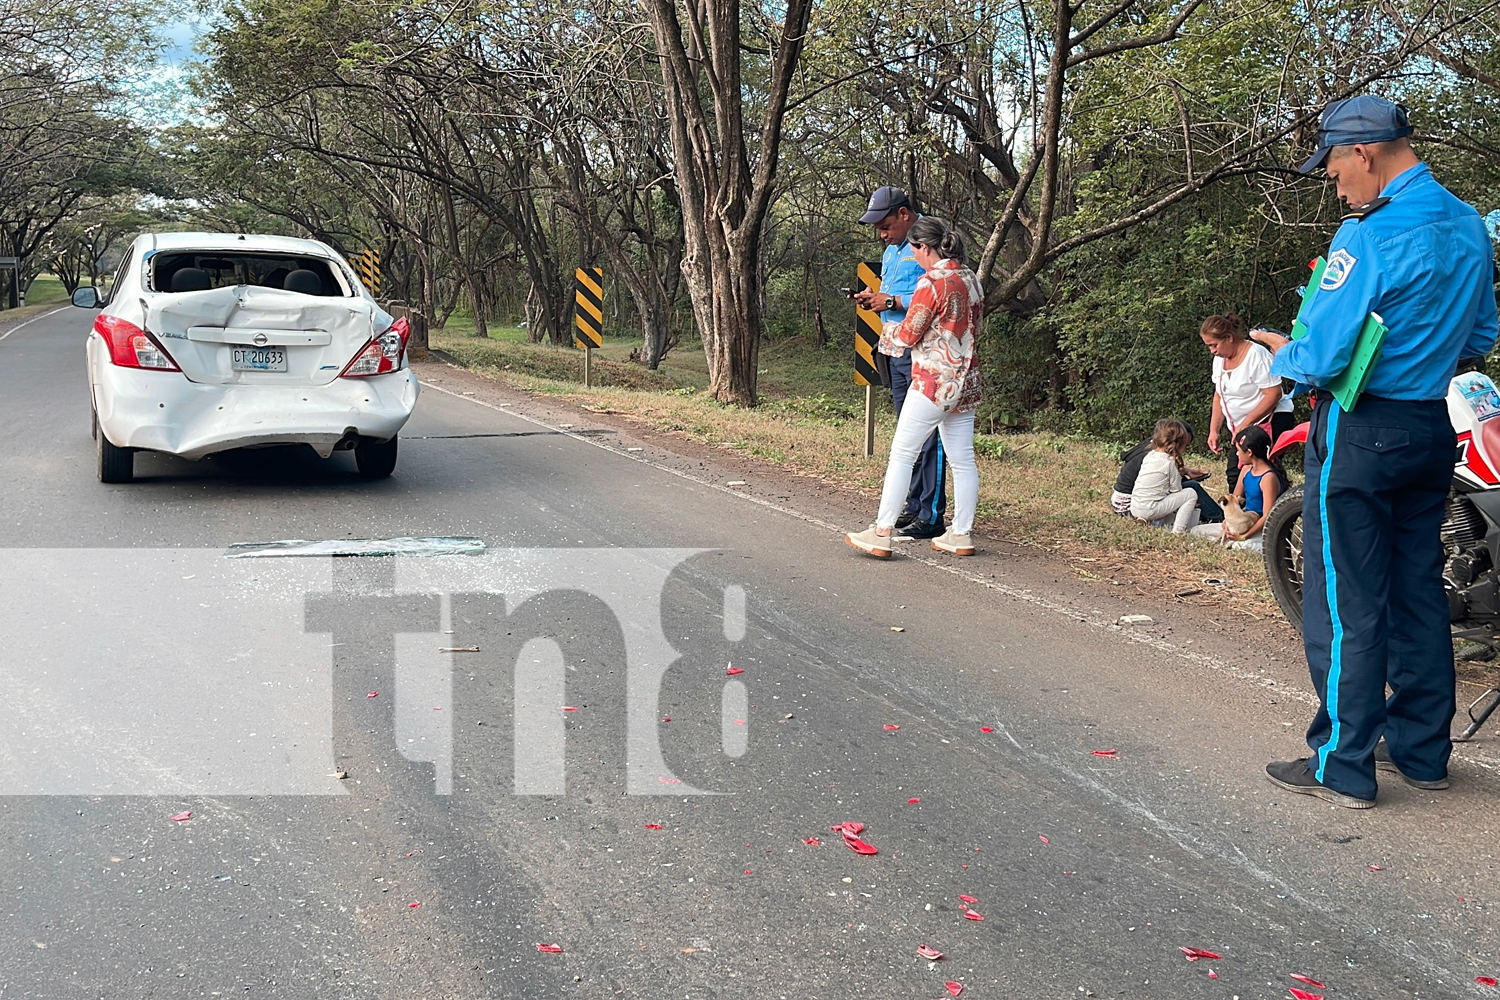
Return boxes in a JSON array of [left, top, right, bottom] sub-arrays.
[[1263, 484, 1305, 631]]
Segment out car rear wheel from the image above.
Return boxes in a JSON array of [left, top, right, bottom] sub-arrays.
[[355, 435, 398, 478], [97, 429, 134, 483]]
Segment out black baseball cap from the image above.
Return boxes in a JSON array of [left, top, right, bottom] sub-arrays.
[[860, 186, 911, 224], [1299, 95, 1414, 173]]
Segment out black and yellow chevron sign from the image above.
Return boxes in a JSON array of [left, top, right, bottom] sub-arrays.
[[853, 261, 881, 386], [573, 267, 604, 349], [354, 250, 381, 296]]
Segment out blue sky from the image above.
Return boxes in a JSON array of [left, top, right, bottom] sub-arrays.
[[158, 12, 211, 65]]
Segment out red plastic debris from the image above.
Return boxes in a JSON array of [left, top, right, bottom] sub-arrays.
[[169, 811, 191, 822], [1478, 977, 1499, 988], [980, 726, 994, 733], [802, 837, 820, 846], [744, 869, 752, 875], [662, 716, 671, 722], [408, 902, 421, 909], [1038, 835, 1049, 844], [366, 691, 379, 698], [830, 821, 865, 835], [561, 706, 578, 711], [644, 824, 663, 830], [1179, 946, 1222, 961], [958, 895, 979, 904], [945, 982, 964, 997], [658, 776, 682, 784], [726, 666, 744, 675], [535, 943, 563, 953], [1207, 969, 1218, 979], [908, 798, 921, 804], [1367, 864, 1383, 871], [1288, 988, 1324, 1000], [405, 852, 414, 858], [844, 836, 878, 855], [884, 724, 900, 731], [916, 944, 944, 960], [1290, 975, 1326, 988], [963, 910, 984, 921], [1090, 749, 1118, 757]]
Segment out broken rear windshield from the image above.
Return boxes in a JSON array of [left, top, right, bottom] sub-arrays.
[[150, 252, 353, 296]]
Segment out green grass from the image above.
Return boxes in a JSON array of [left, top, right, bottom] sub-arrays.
[[24, 275, 68, 307], [433, 312, 861, 402]]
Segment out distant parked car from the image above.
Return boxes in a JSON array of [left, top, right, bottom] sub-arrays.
[[73, 232, 419, 482]]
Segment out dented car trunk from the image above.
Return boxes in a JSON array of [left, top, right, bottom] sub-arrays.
[[146, 285, 382, 387]]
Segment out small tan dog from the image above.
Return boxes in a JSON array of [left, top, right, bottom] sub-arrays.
[[1219, 494, 1259, 537]]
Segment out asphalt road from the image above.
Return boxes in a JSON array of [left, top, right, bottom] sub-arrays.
[[2, 305, 1499, 999]]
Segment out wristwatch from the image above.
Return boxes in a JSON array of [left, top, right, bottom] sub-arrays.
[[885, 295, 897, 311]]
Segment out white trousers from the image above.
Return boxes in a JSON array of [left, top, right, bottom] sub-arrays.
[[876, 392, 978, 535], [1131, 488, 1200, 533]]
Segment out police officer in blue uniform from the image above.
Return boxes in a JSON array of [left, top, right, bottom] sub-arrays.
[[856, 186, 948, 537], [1254, 96, 1499, 808]]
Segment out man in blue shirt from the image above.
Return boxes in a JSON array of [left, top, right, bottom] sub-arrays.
[[854, 186, 948, 537], [1254, 96, 1499, 808]]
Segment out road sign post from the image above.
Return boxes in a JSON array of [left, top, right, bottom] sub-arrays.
[[573, 266, 604, 388], [853, 262, 882, 457], [354, 250, 381, 296]]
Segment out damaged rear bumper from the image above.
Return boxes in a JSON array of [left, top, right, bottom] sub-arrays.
[[95, 368, 419, 460]]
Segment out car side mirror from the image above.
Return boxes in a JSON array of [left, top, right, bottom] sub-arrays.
[[71, 287, 99, 308]]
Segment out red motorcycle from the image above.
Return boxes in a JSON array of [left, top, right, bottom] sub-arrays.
[[1262, 372, 1500, 740]]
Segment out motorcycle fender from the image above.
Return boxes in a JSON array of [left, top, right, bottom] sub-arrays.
[[1269, 421, 1309, 460]]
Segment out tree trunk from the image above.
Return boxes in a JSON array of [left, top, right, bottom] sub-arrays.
[[645, 0, 813, 407]]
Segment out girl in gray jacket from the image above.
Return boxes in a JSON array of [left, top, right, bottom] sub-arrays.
[[1129, 419, 1201, 533]]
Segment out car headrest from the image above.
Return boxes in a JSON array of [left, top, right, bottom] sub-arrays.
[[170, 268, 211, 292], [283, 269, 323, 295]]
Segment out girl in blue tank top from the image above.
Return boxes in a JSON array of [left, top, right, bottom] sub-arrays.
[[1226, 425, 1283, 546]]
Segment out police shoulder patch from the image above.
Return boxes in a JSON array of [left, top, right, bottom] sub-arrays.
[[1320, 248, 1357, 291]]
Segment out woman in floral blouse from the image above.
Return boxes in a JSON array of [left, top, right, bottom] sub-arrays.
[[847, 217, 983, 558]]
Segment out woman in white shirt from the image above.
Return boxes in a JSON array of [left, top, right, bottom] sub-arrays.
[[1200, 313, 1294, 491]]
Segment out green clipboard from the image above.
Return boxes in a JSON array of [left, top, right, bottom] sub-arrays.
[[1289, 256, 1387, 411]]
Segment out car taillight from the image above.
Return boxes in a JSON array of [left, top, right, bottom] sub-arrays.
[[340, 316, 411, 378], [93, 315, 180, 371]]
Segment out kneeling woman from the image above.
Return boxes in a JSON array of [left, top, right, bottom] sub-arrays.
[[846, 218, 983, 558]]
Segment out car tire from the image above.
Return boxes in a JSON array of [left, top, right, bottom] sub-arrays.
[[355, 435, 398, 478], [97, 429, 134, 484], [1263, 484, 1304, 631]]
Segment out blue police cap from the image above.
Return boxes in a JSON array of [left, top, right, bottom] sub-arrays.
[[860, 185, 911, 224], [1299, 95, 1414, 174]]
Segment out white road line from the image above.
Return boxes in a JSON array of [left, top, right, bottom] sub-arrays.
[[423, 374, 1500, 778], [0, 305, 70, 343]]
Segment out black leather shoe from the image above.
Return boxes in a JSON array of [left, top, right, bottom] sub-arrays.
[[1265, 758, 1375, 809], [895, 519, 945, 540], [1374, 739, 1450, 790], [895, 512, 918, 530]]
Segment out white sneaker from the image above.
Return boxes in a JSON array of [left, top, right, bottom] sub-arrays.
[[845, 524, 892, 558], [931, 530, 975, 556]]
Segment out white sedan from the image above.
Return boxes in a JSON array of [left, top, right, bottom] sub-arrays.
[[74, 232, 419, 482]]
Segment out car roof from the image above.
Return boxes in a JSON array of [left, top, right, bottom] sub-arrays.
[[138, 232, 343, 258]]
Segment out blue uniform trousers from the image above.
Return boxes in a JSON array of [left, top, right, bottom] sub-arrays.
[[888, 352, 948, 524], [1300, 395, 1455, 799]]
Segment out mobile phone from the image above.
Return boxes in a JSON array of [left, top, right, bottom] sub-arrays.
[[841, 287, 858, 298]]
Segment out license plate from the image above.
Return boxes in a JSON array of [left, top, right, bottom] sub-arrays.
[[231, 347, 287, 372]]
